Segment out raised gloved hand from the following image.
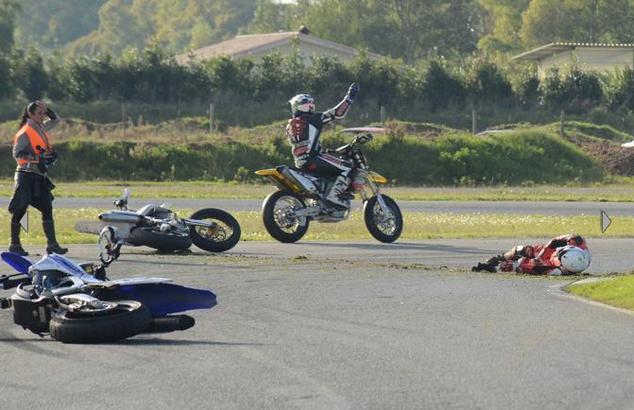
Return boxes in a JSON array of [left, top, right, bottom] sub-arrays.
[[347, 83, 360, 100]]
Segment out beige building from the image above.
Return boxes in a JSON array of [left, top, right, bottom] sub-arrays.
[[176, 27, 380, 65], [513, 42, 634, 76]]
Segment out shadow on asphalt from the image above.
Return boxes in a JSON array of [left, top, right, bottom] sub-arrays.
[[290, 241, 493, 254], [109, 338, 266, 347], [0, 337, 265, 347], [0, 337, 55, 343]]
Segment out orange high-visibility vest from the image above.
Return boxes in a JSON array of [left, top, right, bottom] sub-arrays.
[[13, 124, 51, 166]]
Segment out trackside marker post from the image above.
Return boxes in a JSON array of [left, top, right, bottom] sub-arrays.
[[19, 211, 28, 233], [600, 210, 612, 233]]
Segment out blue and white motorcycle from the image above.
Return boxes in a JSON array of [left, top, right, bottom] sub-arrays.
[[0, 229, 216, 343]]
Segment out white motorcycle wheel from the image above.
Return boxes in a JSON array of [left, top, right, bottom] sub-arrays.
[[363, 195, 403, 243]]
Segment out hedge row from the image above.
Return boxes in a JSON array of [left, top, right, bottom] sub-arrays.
[[0, 131, 604, 185], [2, 46, 634, 123]]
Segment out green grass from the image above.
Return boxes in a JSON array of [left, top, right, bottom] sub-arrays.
[[567, 275, 634, 311], [4, 208, 634, 246], [5, 179, 634, 201]]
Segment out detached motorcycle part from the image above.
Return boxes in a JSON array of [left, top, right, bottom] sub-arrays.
[[363, 195, 403, 243], [187, 208, 241, 252], [49, 300, 151, 343], [262, 190, 310, 243], [128, 227, 192, 252]]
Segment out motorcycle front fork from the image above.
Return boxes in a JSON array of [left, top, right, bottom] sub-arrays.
[[361, 180, 392, 218]]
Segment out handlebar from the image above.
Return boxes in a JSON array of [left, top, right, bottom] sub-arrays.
[[0, 273, 31, 290], [330, 133, 374, 155]]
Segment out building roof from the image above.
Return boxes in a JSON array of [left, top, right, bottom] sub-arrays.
[[176, 29, 380, 63], [513, 42, 634, 61]]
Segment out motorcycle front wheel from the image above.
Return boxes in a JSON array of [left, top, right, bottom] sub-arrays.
[[49, 300, 151, 344], [262, 190, 309, 243], [188, 208, 241, 252], [363, 195, 403, 243]]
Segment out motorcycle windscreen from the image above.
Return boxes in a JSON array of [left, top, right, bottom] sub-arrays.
[[114, 283, 217, 316], [1, 252, 33, 275]]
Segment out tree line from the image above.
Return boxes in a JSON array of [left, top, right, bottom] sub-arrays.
[[2, 0, 634, 62], [2, 46, 634, 124]]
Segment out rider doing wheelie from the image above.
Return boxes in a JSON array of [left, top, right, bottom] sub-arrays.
[[286, 83, 359, 209]]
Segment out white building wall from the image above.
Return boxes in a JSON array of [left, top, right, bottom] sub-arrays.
[[538, 48, 634, 76]]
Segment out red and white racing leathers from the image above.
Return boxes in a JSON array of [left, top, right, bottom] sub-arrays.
[[499, 234, 589, 275]]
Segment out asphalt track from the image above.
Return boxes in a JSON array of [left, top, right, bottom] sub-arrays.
[[1, 241, 633, 409], [2, 196, 634, 216]]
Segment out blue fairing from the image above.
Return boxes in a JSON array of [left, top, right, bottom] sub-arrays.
[[115, 283, 217, 317], [1, 252, 33, 275]]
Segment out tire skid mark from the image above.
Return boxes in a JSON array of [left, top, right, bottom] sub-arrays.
[[231, 337, 352, 409]]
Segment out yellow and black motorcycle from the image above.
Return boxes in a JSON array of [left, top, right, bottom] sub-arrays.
[[256, 127, 403, 243]]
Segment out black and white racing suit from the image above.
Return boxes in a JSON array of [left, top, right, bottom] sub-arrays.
[[286, 95, 354, 208]]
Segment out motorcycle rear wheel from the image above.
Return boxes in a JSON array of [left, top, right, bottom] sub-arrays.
[[49, 300, 151, 344], [129, 227, 192, 252], [262, 190, 309, 243], [363, 195, 403, 243], [188, 208, 241, 252]]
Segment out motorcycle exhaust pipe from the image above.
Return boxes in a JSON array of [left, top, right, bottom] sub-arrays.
[[145, 315, 195, 333], [98, 212, 142, 224]]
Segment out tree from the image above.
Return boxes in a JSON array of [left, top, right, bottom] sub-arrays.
[[11, 47, 48, 100], [0, 0, 20, 54], [464, 59, 513, 132], [476, 0, 530, 55], [0, 56, 12, 98], [605, 68, 634, 111], [420, 60, 466, 111], [14, 0, 104, 50], [249, 0, 293, 33], [541, 66, 603, 135], [377, 0, 484, 62], [520, 0, 634, 48]]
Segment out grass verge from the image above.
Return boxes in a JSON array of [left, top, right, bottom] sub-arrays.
[[567, 276, 634, 311], [3, 208, 634, 246], [5, 180, 634, 201]]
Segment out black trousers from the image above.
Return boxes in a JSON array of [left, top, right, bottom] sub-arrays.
[[302, 153, 352, 178], [8, 171, 54, 223]]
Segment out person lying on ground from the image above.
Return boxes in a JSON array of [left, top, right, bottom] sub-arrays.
[[472, 234, 591, 275]]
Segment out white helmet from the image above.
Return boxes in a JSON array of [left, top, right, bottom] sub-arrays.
[[289, 94, 315, 114], [558, 246, 591, 274]]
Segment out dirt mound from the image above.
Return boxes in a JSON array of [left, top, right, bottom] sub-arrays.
[[579, 140, 634, 176]]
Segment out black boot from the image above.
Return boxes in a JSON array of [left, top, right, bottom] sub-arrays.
[[8, 222, 28, 256], [43, 220, 68, 255]]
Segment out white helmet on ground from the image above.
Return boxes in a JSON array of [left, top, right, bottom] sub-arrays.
[[558, 246, 591, 274], [289, 94, 315, 114]]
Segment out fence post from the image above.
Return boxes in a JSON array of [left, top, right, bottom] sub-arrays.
[[559, 109, 565, 137], [121, 102, 126, 139], [380, 105, 386, 123], [471, 108, 477, 135], [209, 103, 214, 134]]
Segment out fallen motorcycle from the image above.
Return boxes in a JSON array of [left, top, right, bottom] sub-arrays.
[[77, 189, 241, 253], [0, 228, 216, 343], [255, 127, 403, 243]]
